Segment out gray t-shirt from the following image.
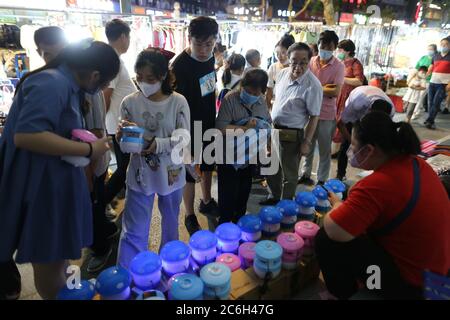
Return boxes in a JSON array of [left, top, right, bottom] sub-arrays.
[[84, 92, 111, 177], [216, 90, 271, 130]]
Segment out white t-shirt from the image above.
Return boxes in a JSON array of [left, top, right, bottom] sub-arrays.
[[105, 58, 136, 134], [403, 71, 427, 104], [120, 92, 191, 196], [217, 72, 241, 93], [271, 69, 323, 130], [267, 62, 288, 89]]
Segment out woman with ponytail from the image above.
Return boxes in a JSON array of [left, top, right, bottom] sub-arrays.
[[217, 53, 246, 93], [0, 40, 120, 299], [315, 111, 450, 300]]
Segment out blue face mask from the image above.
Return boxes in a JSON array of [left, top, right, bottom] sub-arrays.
[[440, 46, 449, 54], [240, 89, 260, 106], [319, 49, 333, 61], [428, 50, 435, 56]]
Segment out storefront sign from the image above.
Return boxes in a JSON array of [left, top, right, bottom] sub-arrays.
[[0, 0, 66, 10], [66, 0, 119, 12]]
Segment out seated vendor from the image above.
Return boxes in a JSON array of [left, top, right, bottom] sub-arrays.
[[316, 111, 450, 300]]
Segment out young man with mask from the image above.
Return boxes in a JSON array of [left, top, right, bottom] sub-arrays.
[[171, 17, 220, 235], [425, 37, 450, 129], [261, 42, 322, 205], [300, 30, 345, 186], [103, 19, 136, 215]]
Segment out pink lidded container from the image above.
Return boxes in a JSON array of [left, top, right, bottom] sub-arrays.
[[216, 253, 241, 272], [277, 233, 304, 270], [294, 221, 320, 256], [238, 242, 256, 269], [62, 129, 98, 167]]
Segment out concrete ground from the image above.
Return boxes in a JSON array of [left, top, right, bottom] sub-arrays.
[[17, 111, 450, 300]]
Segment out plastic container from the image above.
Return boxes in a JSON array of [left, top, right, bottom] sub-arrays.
[[324, 179, 346, 200], [259, 206, 283, 236], [169, 274, 204, 300], [295, 192, 317, 221], [238, 242, 256, 269], [61, 129, 98, 167], [276, 200, 300, 229], [312, 185, 331, 212], [216, 253, 241, 272], [160, 240, 191, 276], [57, 280, 96, 300], [294, 221, 320, 256], [129, 251, 162, 290], [254, 240, 283, 270], [277, 233, 304, 270], [200, 263, 232, 300], [167, 273, 187, 290], [238, 214, 262, 242], [215, 223, 242, 253], [120, 126, 145, 154], [253, 258, 282, 280], [189, 230, 218, 266], [95, 266, 132, 300]]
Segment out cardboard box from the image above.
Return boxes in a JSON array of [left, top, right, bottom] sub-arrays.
[[230, 268, 260, 300], [230, 256, 320, 300]]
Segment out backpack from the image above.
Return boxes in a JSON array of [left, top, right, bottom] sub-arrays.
[[216, 80, 241, 113]]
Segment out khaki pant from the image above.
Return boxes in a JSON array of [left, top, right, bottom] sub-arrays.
[[267, 129, 304, 200]]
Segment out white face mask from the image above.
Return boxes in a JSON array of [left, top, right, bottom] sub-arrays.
[[138, 81, 161, 97]]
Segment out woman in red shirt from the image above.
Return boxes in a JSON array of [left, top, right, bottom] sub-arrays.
[[334, 40, 365, 180], [316, 111, 450, 300]]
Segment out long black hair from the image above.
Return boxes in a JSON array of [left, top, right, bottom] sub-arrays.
[[15, 40, 120, 96], [134, 48, 175, 95], [222, 53, 245, 86], [354, 111, 421, 156]]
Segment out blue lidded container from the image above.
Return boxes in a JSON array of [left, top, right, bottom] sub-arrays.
[[253, 241, 283, 279], [95, 266, 132, 300], [259, 206, 283, 236], [169, 274, 204, 300], [120, 126, 145, 154], [129, 251, 162, 290], [295, 192, 317, 221], [189, 230, 218, 266], [160, 240, 191, 277], [324, 179, 346, 200], [200, 263, 232, 300], [312, 185, 331, 213], [57, 280, 96, 300], [238, 214, 262, 242], [215, 223, 242, 253], [276, 200, 300, 229]]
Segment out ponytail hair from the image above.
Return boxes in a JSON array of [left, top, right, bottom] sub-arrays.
[[222, 53, 246, 86], [354, 111, 421, 156], [15, 39, 120, 96]]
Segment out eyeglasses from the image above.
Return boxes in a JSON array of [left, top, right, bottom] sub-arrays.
[[290, 62, 309, 68]]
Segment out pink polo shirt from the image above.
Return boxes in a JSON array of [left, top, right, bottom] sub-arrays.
[[309, 56, 345, 121]]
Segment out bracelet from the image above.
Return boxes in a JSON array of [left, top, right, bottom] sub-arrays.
[[304, 139, 312, 145], [85, 142, 93, 158]]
